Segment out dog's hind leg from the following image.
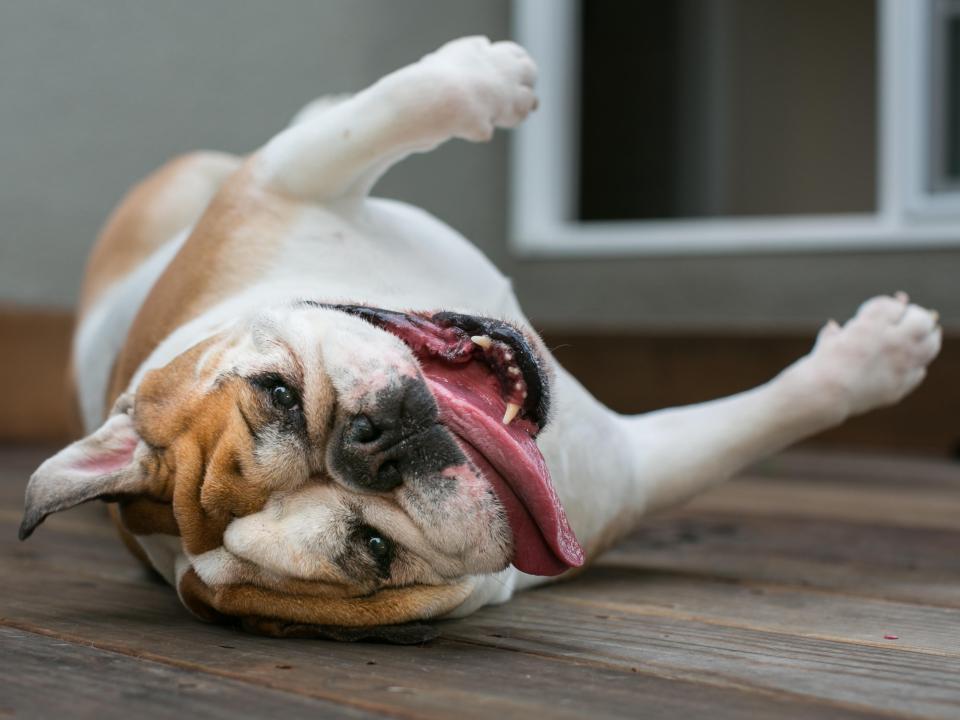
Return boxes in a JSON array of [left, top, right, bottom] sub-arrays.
[[252, 36, 537, 202], [530, 294, 941, 583]]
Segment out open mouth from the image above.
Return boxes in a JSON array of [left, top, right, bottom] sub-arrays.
[[329, 305, 584, 576]]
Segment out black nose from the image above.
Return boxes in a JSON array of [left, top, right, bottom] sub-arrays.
[[329, 378, 465, 492]]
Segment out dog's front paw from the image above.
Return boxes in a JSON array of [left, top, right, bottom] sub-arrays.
[[420, 36, 538, 141], [804, 293, 941, 417]]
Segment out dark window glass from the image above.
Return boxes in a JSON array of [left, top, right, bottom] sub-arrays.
[[945, 15, 960, 181], [578, 0, 877, 221]]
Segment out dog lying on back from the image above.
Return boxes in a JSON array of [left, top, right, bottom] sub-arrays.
[[21, 37, 941, 642]]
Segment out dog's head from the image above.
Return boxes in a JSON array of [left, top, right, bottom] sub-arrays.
[[20, 303, 583, 641]]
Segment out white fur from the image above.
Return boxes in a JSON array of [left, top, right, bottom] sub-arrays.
[[75, 230, 190, 432], [82, 37, 940, 616]]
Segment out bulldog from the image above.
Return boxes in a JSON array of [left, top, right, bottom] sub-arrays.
[[20, 37, 942, 642]]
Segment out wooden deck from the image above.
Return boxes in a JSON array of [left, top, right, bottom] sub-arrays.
[[1, 445, 959, 719]]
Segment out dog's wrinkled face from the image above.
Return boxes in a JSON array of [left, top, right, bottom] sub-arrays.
[[21, 303, 583, 636]]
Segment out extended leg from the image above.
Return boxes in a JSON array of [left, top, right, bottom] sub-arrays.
[[630, 294, 940, 513], [253, 36, 537, 201], [535, 294, 941, 578]]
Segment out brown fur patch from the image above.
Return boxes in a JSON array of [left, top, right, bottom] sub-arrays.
[[106, 164, 301, 408], [117, 498, 179, 536], [178, 567, 474, 628], [129, 341, 275, 554], [96, 336, 281, 556], [80, 151, 241, 315]]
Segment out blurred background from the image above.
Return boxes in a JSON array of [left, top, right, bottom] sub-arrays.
[[1, 0, 957, 453]]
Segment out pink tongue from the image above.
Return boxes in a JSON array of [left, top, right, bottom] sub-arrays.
[[423, 373, 584, 576]]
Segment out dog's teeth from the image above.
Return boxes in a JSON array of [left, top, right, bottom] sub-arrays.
[[471, 335, 493, 350], [502, 402, 521, 425], [507, 366, 520, 376]]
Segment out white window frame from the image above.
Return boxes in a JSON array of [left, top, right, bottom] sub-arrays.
[[510, 0, 960, 257]]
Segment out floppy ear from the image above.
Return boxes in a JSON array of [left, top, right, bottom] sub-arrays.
[[19, 397, 158, 540]]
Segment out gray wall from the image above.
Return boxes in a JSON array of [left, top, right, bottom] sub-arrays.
[[2, 0, 958, 332]]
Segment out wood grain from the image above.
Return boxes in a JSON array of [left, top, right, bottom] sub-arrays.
[[0, 525, 878, 720], [0, 626, 376, 720], [6, 446, 955, 718], [446, 595, 960, 719], [603, 514, 960, 608]]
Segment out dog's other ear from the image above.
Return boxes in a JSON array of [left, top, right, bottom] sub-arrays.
[[19, 396, 159, 540]]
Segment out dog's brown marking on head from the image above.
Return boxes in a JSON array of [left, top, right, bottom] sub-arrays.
[[123, 337, 281, 555], [101, 332, 308, 555]]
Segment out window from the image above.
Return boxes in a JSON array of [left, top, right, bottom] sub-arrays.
[[511, 0, 960, 255], [931, 0, 960, 191]]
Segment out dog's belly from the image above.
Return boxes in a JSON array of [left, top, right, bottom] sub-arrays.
[[83, 196, 524, 424], [272, 197, 521, 318], [126, 196, 527, 388]]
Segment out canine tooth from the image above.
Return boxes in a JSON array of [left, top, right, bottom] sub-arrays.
[[502, 402, 521, 425], [471, 335, 493, 350]]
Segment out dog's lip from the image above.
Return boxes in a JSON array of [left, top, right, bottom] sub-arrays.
[[427, 378, 584, 576], [320, 303, 549, 428], [318, 303, 582, 576]]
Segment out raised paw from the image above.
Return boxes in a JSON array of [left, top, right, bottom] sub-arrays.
[[419, 36, 538, 141], [807, 293, 941, 417]]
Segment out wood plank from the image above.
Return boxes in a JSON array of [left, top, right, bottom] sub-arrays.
[[0, 501, 944, 719], [685, 477, 960, 530], [545, 568, 960, 655], [0, 626, 376, 720], [605, 513, 960, 607], [5, 447, 959, 717], [0, 557, 879, 720], [0, 462, 886, 719], [444, 594, 960, 720]]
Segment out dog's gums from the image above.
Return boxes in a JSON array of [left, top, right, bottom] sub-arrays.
[[326, 304, 584, 576]]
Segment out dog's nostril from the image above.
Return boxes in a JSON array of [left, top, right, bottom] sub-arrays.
[[349, 414, 380, 444], [375, 460, 403, 490]]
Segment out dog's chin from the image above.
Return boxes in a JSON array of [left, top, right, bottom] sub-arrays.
[[317, 303, 585, 577]]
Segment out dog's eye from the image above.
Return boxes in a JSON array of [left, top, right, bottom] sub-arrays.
[[362, 529, 393, 577], [271, 384, 299, 410], [368, 534, 390, 560]]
